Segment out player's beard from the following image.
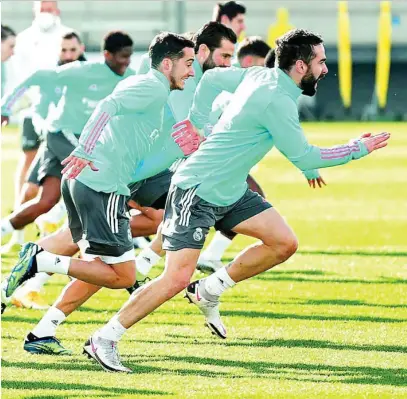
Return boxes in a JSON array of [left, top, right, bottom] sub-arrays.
[[300, 68, 324, 97], [169, 73, 184, 91], [202, 53, 216, 73]]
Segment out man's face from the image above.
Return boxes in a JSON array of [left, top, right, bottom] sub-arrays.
[[202, 39, 235, 72], [105, 46, 133, 76], [40, 1, 59, 15], [1, 36, 16, 62], [169, 47, 195, 90], [300, 43, 328, 96], [59, 38, 84, 64], [229, 13, 246, 37], [239, 55, 265, 68]]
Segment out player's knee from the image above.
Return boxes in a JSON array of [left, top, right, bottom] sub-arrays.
[[277, 234, 298, 261]]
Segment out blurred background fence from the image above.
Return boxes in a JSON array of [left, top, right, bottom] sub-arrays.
[[2, 0, 407, 121]]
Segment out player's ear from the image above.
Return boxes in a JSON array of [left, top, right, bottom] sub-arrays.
[[161, 57, 173, 72], [295, 59, 307, 75], [80, 44, 85, 53], [241, 56, 252, 68], [198, 44, 210, 63]]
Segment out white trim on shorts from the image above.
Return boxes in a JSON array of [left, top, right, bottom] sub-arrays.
[[106, 193, 120, 234], [179, 187, 197, 227], [77, 238, 135, 264]]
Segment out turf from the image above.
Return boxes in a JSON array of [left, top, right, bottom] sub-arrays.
[[1, 122, 407, 398]]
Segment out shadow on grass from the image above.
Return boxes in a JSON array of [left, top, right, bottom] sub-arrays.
[[296, 298, 407, 309], [253, 274, 407, 285], [165, 334, 407, 354], [163, 355, 407, 387], [2, 357, 227, 379], [1, 379, 169, 396], [220, 309, 407, 323]]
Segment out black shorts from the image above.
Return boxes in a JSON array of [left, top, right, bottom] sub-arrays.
[[62, 177, 134, 258], [37, 132, 77, 185], [129, 169, 172, 209], [21, 117, 41, 151], [162, 185, 272, 251]]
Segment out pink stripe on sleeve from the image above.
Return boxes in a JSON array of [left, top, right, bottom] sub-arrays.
[[84, 112, 110, 154]]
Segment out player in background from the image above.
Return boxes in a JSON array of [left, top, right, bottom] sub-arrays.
[[6, 32, 86, 310], [1, 25, 16, 96], [73, 29, 389, 372], [212, 1, 246, 39], [6, 1, 73, 231], [236, 36, 271, 67]]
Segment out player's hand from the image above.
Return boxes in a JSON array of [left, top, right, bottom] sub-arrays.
[[1, 115, 9, 127], [308, 176, 327, 189], [172, 120, 205, 156], [61, 155, 99, 179], [128, 200, 163, 221], [359, 132, 390, 153]]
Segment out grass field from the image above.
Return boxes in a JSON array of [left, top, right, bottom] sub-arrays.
[[1, 122, 407, 398]]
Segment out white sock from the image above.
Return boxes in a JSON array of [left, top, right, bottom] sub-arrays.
[[21, 272, 52, 293], [40, 201, 67, 224], [132, 237, 150, 250], [10, 229, 25, 245], [97, 315, 127, 342], [1, 219, 15, 237], [202, 267, 236, 298], [201, 231, 232, 261], [37, 250, 70, 275], [31, 306, 66, 338], [136, 247, 162, 276]]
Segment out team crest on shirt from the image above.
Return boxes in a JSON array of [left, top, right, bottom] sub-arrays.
[[193, 228, 203, 242]]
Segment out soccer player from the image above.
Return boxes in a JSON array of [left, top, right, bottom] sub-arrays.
[[3, 33, 196, 350], [75, 29, 389, 372], [1, 25, 16, 95], [6, 1, 73, 218], [212, 1, 246, 38], [0, 31, 134, 243], [7, 32, 86, 310]]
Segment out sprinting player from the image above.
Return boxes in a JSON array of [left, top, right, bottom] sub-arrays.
[[8, 32, 86, 310], [1, 25, 16, 95], [212, 1, 246, 39], [3, 34, 196, 360], [72, 29, 389, 373], [1, 25, 236, 354], [6, 1, 73, 223], [0, 31, 134, 244], [2, 31, 86, 253]]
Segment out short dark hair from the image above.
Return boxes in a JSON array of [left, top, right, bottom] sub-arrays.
[[62, 31, 82, 44], [237, 36, 270, 61], [103, 31, 133, 54], [149, 32, 195, 69], [275, 29, 323, 71], [213, 1, 246, 22], [264, 49, 276, 68], [1, 25, 16, 41], [194, 21, 237, 53]]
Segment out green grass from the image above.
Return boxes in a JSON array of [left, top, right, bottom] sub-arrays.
[[1, 122, 407, 398]]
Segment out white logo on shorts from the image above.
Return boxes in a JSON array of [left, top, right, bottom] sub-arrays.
[[193, 227, 203, 242]]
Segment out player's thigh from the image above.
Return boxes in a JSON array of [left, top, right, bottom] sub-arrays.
[[232, 207, 296, 247]]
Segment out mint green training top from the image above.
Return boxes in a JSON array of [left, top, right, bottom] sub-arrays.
[[73, 69, 172, 196], [172, 67, 369, 206], [1, 61, 134, 135]]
